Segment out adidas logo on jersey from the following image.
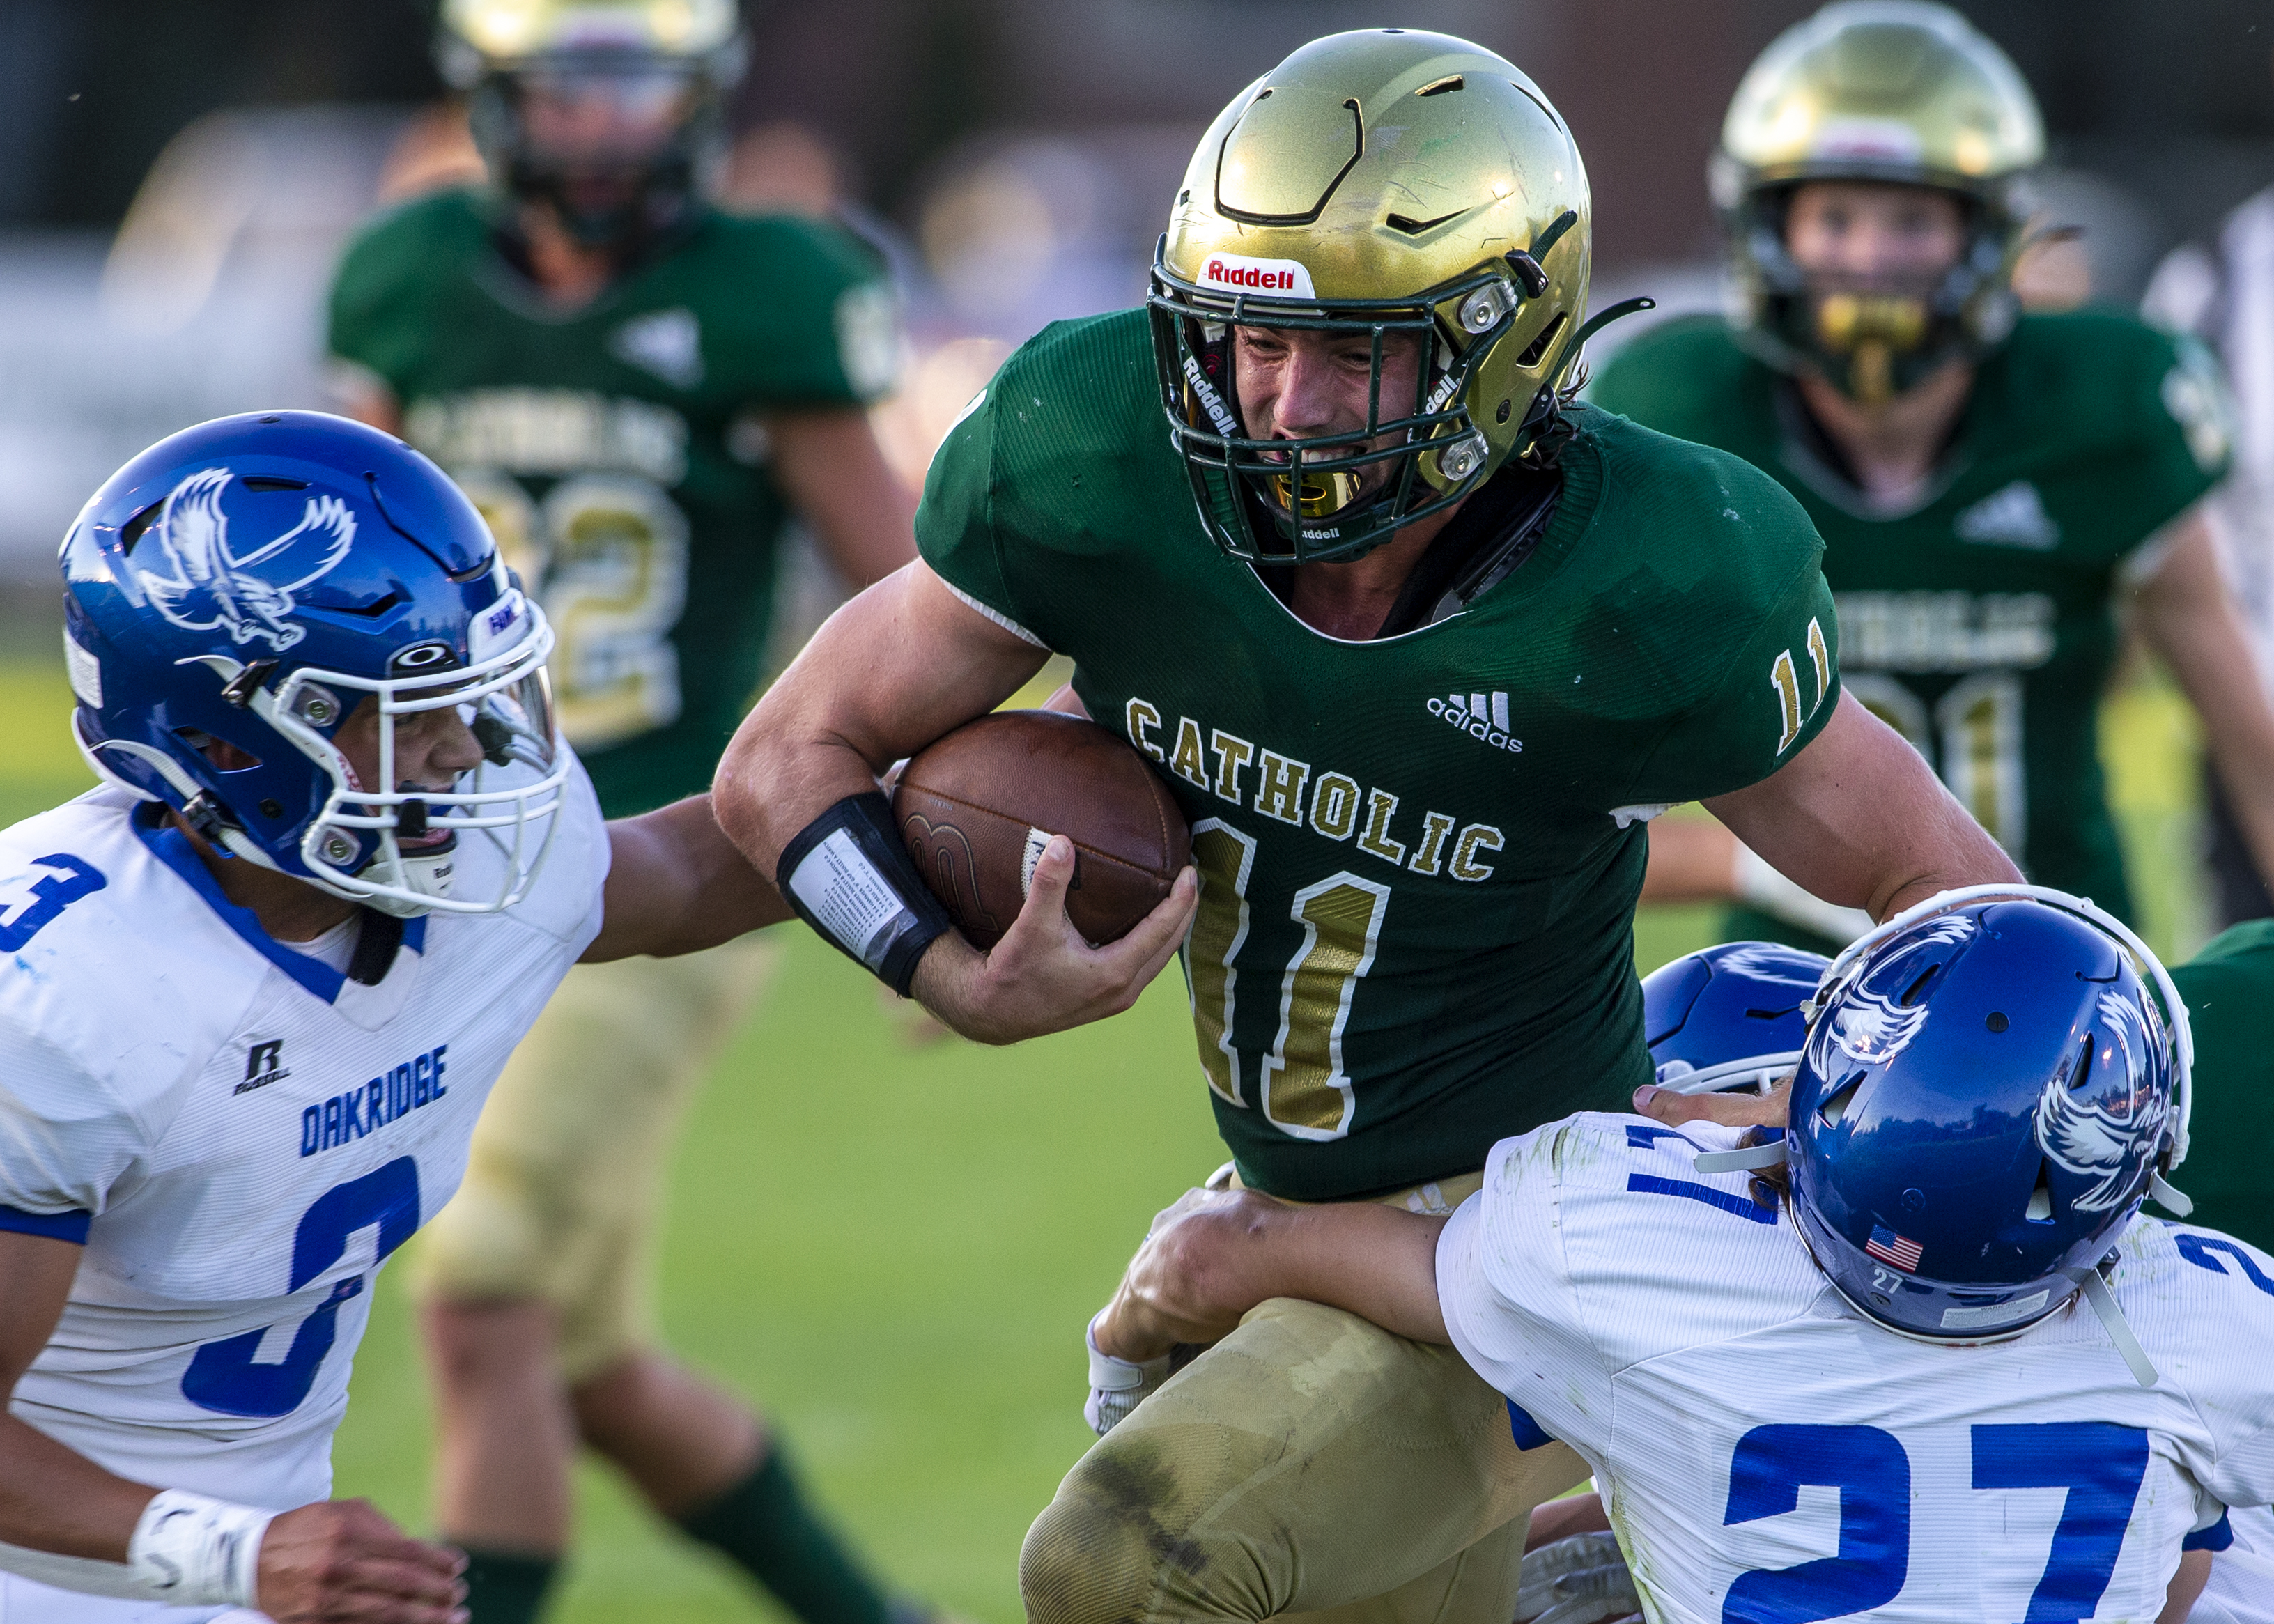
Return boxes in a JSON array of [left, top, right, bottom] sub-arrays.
[[1428, 690, 1522, 754], [610, 308, 704, 389], [1953, 481, 2059, 550]]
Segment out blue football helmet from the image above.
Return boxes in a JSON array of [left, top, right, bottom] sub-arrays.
[[1643, 941, 1831, 1095], [61, 410, 565, 918], [1783, 886, 2192, 1376]]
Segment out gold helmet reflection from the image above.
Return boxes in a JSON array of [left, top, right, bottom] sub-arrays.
[[1714, 1, 2044, 405], [439, 0, 741, 74], [437, 0, 746, 250], [1148, 29, 1598, 565]]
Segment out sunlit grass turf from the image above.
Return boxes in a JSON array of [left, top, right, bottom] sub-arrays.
[[0, 655, 2210, 1623]]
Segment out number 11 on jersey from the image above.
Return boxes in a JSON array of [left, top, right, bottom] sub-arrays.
[[1188, 818, 1389, 1142]]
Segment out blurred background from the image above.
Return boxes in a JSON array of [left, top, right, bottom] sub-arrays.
[[1, 1, 2271, 1618]]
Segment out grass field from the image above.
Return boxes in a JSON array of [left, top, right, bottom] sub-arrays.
[[0, 652, 2212, 1623]]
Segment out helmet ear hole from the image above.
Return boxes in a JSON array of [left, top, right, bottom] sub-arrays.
[[1819, 1074, 1864, 1129], [1515, 311, 1567, 370], [2066, 1035, 2096, 1090], [1898, 963, 1940, 1005], [2025, 1161, 2055, 1223], [118, 500, 166, 557]]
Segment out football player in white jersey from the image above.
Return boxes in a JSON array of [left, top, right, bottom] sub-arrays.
[[1083, 890, 2271, 1623], [0, 410, 789, 1623]]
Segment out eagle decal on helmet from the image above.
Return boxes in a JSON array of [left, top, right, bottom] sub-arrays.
[[2036, 990, 2172, 1213], [1812, 914, 1975, 1067], [134, 467, 357, 654]]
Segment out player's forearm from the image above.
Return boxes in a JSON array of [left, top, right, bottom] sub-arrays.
[[1099, 1194, 1448, 1361], [587, 795, 791, 961], [712, 565, 1046, 878], [0, 1412, 154, 1562]]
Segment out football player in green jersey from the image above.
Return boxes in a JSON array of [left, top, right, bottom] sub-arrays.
[[1591, 0, 2274, 954], [324, 4, 922, 1623], [717, 30, 2018, 1624]]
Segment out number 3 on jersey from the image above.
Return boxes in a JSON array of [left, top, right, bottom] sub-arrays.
[[180, 1158, 419, 1418], [1189, 819, 1388, 1141]]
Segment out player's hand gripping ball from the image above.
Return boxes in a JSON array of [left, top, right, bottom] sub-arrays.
[[892, 711, 1191, 948]]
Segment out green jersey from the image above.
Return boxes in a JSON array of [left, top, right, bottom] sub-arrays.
[[919, 310, 1840, 1200], [327, 187, 897, 817], [1593, 311, 2230, 925], [2171, 921, 2274, 1254]]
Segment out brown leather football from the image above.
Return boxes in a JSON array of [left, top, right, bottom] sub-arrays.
[[893, 710, 1191, 949]]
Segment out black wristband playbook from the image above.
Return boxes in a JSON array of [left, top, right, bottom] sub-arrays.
[[776, 791, 952, 996]]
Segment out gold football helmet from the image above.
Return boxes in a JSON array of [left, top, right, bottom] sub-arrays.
[[1149, 29, 1600, 564], [1714, 1, 2044, 403], [438, 0, 746, 250]]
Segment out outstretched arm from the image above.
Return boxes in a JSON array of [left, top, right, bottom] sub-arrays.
[[1089, 1189, 1448, 1364], [585, 794, 793, 962], [1704, 689, 2019, 922]]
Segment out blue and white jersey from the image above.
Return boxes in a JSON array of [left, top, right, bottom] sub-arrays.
[[0, 771, 605, 1535], [1436, 1115, 2274, 1623]]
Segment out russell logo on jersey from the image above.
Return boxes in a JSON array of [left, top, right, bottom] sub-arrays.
[[235, 1039, 291, 1096]]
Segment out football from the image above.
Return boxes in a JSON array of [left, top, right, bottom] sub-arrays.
[[892, 710, 1192, 949]]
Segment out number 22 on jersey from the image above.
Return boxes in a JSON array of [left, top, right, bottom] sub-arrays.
[[1188, 819, 1389, 1141]]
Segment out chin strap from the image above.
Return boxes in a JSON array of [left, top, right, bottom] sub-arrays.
[[2068, 1260, 2158, 1389], [1694, 1140, 1790, 1174], [2149, 1171, 2194, 1218]]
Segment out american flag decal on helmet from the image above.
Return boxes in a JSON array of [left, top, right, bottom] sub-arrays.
[[1865, 1224, 1924, 1273]]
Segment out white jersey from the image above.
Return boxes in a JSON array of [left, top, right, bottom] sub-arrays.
[[1437, 1115, 2274, 1623], [0, 773, 606, 1586], [2197, 1505, 2274, 1624]]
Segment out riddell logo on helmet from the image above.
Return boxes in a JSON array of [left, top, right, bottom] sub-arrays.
[[1199, 254, 1317, 299]]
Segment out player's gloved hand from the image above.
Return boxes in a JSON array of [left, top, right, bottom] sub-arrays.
[[1515, 1530, 1641, 1624], [256, 1499, 466, 1624], [909, 835, 1198, 1045], [1085, 1312, 1172, 1436]]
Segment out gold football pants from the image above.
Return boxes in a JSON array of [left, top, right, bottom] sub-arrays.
[[1021, 1173, 1590, 1624], [410, 936, 780, 1382]]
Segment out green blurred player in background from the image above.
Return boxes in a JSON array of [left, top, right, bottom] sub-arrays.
[[1591, 0, 2274, 951], [326, 2, 921, 1621]]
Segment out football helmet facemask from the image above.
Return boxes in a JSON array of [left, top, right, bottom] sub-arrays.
[[1149, 29, 1600, 566], [63, 410, 567, 919], [1713, 1, 2044, 405], [439, 0, 746, 254]]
